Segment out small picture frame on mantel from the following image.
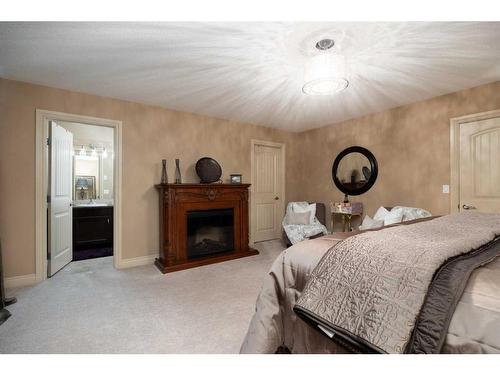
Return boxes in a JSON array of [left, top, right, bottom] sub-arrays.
[[230, 174, 242, 184]]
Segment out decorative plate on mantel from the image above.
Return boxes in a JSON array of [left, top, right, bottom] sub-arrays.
[[195, 157, 222, 183]]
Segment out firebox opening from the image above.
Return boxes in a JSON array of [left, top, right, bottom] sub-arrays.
[[187, 208, 235, 259]]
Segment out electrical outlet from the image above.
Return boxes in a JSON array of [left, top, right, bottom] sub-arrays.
[[442, 185, 450, 194]]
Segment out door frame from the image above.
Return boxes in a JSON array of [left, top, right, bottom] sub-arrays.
[[35, 110, 123, 282], [450, 109, 500, 213], [250, 139, 286, 245]]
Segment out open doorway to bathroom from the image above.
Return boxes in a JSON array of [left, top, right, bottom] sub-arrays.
[[35, 110, 122, 282], [60, 121, 114, 263]]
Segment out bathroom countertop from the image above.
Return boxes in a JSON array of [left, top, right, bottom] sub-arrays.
[[73, 202, 114, 208]]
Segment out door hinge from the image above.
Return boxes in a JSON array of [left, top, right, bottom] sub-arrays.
[[47, 195, 51, 203], [46, 137, 51, 146]]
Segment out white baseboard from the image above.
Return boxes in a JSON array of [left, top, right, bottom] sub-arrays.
[[117, 254, 157, 269], [5, 273, 37, 289]]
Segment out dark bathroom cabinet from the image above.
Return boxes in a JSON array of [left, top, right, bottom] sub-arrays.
[[73, 206, 113, 253]]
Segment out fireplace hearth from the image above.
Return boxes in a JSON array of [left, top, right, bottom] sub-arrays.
[[155, 183, 258, 273]]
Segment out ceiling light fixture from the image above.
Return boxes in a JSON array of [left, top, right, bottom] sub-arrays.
[[302, 38, 349, 96]]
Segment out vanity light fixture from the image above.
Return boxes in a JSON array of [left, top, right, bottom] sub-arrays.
[[302, 38, 349, 95]]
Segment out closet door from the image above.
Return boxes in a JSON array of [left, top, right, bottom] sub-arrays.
[[252, 142, 284, 242], [459, 116, 500, 213]]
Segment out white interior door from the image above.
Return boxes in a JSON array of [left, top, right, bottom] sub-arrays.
[[460, 116, 500, 213], [48, 121, 73, 276], [252, 142, 284, 242]]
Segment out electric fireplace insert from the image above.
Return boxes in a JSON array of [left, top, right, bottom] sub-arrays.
[[187, 208, 235, 259]]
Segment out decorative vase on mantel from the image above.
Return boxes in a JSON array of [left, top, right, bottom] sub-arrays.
[[161, 159, 168, 184], [174, 159, 182, 184]]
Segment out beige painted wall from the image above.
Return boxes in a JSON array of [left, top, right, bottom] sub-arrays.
[[289, 81, 500, 231], [0, 78, 297, 277], [1, 77, 499, 278]]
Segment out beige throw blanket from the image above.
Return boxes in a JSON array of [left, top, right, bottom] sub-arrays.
[[295, 212, 500, 353]]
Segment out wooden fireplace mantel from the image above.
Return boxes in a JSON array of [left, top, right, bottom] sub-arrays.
[[154, 183, 258, 273]]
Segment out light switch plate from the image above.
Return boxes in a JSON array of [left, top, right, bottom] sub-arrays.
[[103, 189, 109, 194], [442, 185, 450, 194]]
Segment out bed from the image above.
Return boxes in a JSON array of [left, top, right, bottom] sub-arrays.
[[240, 214, 500, 354]]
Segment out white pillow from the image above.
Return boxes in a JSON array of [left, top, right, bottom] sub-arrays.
[[373, 206, 390, 221], [392, 206, 432, 221], [384, 208, 404, 225], [293, 203, 316, 224], [359, 215, 384, 231]]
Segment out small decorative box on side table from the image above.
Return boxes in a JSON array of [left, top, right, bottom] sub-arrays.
[[330, 202, 363, 232]]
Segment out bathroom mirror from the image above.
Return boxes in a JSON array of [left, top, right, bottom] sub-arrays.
[[73, 147, 113, 201], [332, 146, 378, 196]]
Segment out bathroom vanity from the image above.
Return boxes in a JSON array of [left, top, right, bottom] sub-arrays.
[[73, 205, 113, 260]]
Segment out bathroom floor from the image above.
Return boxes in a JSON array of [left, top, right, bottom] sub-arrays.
[[73, 247, 113, 261]]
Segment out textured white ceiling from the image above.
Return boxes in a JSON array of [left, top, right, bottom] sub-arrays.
[[1, 22, 499, 132]]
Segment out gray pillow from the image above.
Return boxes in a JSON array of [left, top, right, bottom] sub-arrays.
[[286, 211, 311, 225]]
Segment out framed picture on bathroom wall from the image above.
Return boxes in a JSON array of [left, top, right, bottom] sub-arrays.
[[74, 175, 96, 200]]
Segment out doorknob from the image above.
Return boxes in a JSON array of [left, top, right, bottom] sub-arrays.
[[462, 204, 477, 210], [274, 197, 279, 200]]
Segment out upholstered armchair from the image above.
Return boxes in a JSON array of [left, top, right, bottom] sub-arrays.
[[282, 202, 327, 247]]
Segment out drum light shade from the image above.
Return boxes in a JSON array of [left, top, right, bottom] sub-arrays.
[[302, 53, 349, 95]]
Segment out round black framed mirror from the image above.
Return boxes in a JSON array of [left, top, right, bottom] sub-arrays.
[[332, 146, 378, 197]]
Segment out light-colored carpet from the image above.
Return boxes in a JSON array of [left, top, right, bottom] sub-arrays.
[[0, 240, 284, 353]]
